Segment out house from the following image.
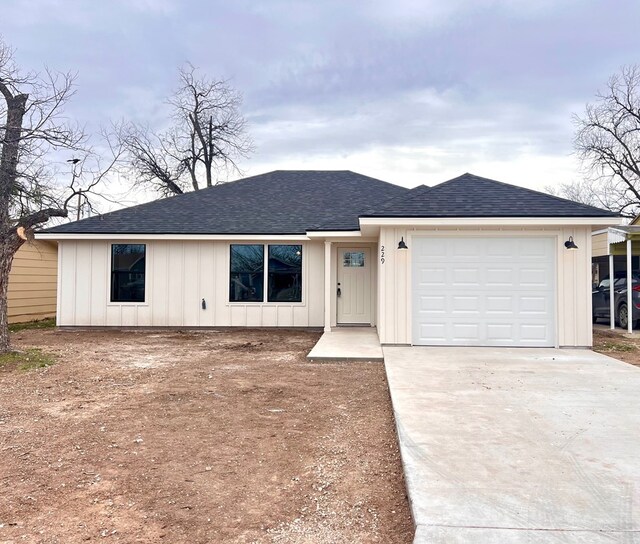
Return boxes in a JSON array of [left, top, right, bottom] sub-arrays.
[[38, 171, 619, 347], [8, 240, 58, 323]]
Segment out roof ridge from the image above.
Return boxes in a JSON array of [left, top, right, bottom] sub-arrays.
[[437, 173, 614, 214], [361, 184, 431, 216]]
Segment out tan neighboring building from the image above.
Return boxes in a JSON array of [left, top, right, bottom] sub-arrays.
[[8, 240, 57, 324]]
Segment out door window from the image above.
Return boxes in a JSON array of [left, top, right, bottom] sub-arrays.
[[343, 251, 365, 267]]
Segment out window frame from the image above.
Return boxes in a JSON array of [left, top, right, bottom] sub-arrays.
[[227, 243, 305, 306], [108, 243, 148, 305], [229, 243, 266, 303]]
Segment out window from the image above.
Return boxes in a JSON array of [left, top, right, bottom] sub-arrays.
[[229, 244, 303, 303], [230, 244, 264, 302], [343, 251, 365, 267], [111, 244, 146, 303], [268, 245, 302, 302]]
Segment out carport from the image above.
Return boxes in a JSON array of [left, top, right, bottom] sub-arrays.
[[384, 346, 640, 543], [602, 226, 640, 332]]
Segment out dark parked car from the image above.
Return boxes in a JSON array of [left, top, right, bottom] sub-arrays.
[[592, 273, 640, 328]]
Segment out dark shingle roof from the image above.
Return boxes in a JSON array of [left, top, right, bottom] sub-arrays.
[[45, 170, 409, 235], [362, 173, 618, 218], [44, 171, 617, 236]]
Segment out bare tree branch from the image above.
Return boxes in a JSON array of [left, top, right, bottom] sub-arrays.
[[0, 35, 120, 352], [119, 63, 253, 196], [570, 65, 640, 217]]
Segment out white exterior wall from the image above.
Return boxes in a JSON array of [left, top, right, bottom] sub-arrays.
[[377, 226, 594, 348], [57, 239, 325, 327]]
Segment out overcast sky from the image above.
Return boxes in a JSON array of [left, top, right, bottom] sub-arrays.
[[3, 0, 640, 197]]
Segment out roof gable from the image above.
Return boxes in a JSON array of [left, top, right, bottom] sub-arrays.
[[363, 173, 618, 218]]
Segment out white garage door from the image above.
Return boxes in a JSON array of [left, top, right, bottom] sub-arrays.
[[412, 237, 556, 347]]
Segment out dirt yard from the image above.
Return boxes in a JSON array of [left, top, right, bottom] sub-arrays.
[[593, 326, 640, 367], [0, 328, 413, 544]]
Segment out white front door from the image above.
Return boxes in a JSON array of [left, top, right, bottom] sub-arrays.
[[337, 248, 371, 325], [412, 236, 556, 347]]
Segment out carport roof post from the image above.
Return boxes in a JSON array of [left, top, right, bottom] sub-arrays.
[[606, 227, 638, 333]]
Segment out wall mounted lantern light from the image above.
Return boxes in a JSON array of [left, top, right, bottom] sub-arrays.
[[564, 236, 578, 250], [398, 237, 408, 250]]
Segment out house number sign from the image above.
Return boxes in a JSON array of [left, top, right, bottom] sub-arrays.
[[380, 245, 385, 264]]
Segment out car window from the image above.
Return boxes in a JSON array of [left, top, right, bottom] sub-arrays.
[[599, 279, 610, 289]]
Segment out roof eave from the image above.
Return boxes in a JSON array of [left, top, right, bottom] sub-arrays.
[[36, 232, 312, 241], [359, 216, 622, 228]]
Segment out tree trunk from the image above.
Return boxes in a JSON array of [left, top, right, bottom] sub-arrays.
[[0, 236, 22, 353]]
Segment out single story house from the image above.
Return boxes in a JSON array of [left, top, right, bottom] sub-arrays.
[[38, 171, 619, 348], [8, 240, 58, 323]]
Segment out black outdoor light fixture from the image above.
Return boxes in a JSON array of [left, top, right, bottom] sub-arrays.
[[398, 237, 408, 250], [564, 236, 578, 250]]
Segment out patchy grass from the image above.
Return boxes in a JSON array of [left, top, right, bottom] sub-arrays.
[[9, 318, 56, 332], [596, 340, 637, 353], [0, 348, 56, 371]]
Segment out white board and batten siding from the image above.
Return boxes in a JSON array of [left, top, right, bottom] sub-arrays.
[[377, 226, 594, 348], [57, 240, 325, 327]]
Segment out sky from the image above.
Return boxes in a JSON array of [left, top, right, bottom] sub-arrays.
[[3, 0, 640, 203]]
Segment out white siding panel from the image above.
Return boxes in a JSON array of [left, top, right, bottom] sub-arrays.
[[90, 242, 108, 326], [57, 239, 325, 328], [74, 242, 92, 325], [151, 242, 169, 325], [198, 242, 215, 326], [58, 242, 77, 325], [167, 242, 184, 326], [183, 243, 200, 326]]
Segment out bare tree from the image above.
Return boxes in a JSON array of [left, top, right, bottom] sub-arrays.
[[0, 37, 119, 352], [572, 65, 640, 217], [121, 64, 252, 196]]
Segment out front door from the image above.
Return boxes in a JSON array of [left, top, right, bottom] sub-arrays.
[[337, 248, 371, 324]]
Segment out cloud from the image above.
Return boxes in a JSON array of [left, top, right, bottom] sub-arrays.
[[2, 0, 640, 200]]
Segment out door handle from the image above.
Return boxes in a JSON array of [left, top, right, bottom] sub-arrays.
[[337, 283, 341, 297]]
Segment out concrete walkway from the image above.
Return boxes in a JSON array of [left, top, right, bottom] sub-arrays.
[[307, 327, 383, 361], [384, 346, 640, 543]]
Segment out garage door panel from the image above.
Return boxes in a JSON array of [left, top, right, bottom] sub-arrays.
[[418, 323, 447, 341], [452, 267, 481, 286], [452, 323, 480, 340], [412, 237, 555, 347], [486, 267, 515, 286], [452, 239, 482, 258], [451, 295, 480, 313], [486, 323, 514, 342], [519, 295, 550, 314], [519, 267, 552, 286], [519, 238, 553, 258], [418, 295, 446, 312], [520, 324, 550, 342], [418, 267, 446, 286]]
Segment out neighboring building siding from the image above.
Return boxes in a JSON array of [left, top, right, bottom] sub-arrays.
[[377, 225, 594, 348], [8, 241, 58, 324], [57, 240, 325, 327], [592, 232, 608, 257]]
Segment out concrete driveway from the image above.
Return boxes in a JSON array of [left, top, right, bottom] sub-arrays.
[[383, 347, 640, 543]]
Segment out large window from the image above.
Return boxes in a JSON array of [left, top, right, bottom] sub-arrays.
[[229, 244, 303, 303], [268, 245, 302, 302], [111, 244, 146, 303], [230, 244, 264, 302]]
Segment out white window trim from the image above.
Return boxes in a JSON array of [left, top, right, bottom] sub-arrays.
[[107, 242, 150, 307], [227, 242, 307, 306]]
